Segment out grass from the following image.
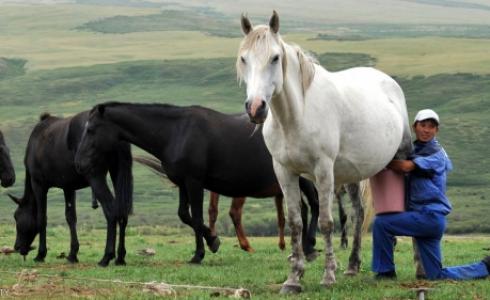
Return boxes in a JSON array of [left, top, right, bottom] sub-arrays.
[[0, 225, 489, 299]]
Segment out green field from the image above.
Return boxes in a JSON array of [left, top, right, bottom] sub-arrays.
[[0, 225, 489, 299]]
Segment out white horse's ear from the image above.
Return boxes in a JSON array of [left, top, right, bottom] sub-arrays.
[[241, 14, 252, 35], [269, 10, 279, 34]]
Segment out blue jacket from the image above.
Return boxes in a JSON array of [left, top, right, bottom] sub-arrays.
[[408, 138, 453, 215]]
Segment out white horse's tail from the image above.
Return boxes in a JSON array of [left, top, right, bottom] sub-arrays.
[[361, 179, 375, 234]]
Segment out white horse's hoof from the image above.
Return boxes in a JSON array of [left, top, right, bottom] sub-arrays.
[[321, 271, 336, 286], [343, 269, 358, 276], [280, 284, 302, 294], [321, 279, 336, 287]]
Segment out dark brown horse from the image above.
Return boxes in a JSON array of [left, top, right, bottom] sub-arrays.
[[10, 112, 133, 266], [0, 130, 15, 188], [208, 188, 360, 253], [75, 102, 320, 264]]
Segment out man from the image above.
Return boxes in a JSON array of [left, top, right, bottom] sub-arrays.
[[372, 109, 490, 280]]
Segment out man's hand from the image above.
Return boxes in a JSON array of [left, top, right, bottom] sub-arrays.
[[387, 159, 415, 173]]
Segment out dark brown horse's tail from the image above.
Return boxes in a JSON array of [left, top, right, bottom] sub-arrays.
[[113, 142, 134, 216], [133, 155, 166, 176]]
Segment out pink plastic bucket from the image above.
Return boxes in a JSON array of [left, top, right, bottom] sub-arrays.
[[370, 168, 405, 214]]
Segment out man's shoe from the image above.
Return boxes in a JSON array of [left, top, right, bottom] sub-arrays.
[[482, 256, 490, 273], [375, 271, 397, 280]]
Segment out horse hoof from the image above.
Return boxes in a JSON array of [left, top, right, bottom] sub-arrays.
[[305, 250, 319, 262], [244, 247, 255, 253], [98, 260, 110, 267], [278, 242, 286, 251], [188, 257, 202, 265], [321, 277, 336, 287], [208, 236, 220, 253], [67, 256, 79, 264], [33, 256, 45, 263], [115, 259, 126, 266], [188, 252, 204, 264], [343, 269, 358, 276], [280, 284, 302, 294]]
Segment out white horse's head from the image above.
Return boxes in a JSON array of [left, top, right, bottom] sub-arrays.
[[237, 11, 285, 124]]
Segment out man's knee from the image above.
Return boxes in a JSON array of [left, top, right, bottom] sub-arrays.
[[373, 216, 388, 230]]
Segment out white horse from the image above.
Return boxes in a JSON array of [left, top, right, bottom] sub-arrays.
[[236, 11, 412, 293]]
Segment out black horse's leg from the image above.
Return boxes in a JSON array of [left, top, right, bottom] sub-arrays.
[[299, 178, 319, 262], [115, 216, 128, 266], [274, 195, 286, 251], [177, 185, 201, 263], [187, 179, 219, 264], [300, 195, 308, 249], [178, 186, 193, 226], [63, 189, 79, 263], [336, 187, 349, 249], [31, 181, 48, 262], [108, 167, 128, 266], [344, 182, 364, 276], [89, 176, 117, 267]]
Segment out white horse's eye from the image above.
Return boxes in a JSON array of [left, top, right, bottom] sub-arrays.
[[241, 56, 246, 64], [271, 55, 280, 64]]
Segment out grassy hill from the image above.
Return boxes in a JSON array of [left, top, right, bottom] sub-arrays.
[[0, 53, 489, 234]]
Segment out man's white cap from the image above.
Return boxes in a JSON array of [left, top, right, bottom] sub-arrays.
[[413, 109, 439, 125]]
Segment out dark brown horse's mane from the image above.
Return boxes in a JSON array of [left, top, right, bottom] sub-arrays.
[[39, 112, 51, 121], [101, 101, 179, 110]]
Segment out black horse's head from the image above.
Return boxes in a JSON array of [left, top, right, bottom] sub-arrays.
[[75, 104, 119, 174], [0, 131, 15, 187], [9, 194, 37, 256]]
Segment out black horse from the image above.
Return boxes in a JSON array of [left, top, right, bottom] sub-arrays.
[[75, 102, 319, 264], [0, 130, 15, 188], [9, 112, 133, 266]]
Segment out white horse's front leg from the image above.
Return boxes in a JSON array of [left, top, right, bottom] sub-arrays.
[[315, 161, 337, 287], [274, 160, 303, 294]]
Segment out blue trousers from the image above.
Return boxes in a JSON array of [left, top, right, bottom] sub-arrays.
[[372, 210, 489, 280]]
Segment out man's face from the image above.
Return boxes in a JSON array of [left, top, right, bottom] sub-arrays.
[[413, 119, 439, 142]]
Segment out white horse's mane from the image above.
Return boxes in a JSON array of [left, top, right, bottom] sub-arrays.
[[236, 25, 317, 96]]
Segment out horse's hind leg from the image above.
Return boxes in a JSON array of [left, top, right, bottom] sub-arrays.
[[395, 119, 413, 160], [314, 160, 337, 287], [413, 238, 426, 278], [274, 195, 286, 251], [63, 189, 79, 263], [183, 180, 219, 264], [344, 183, 364, 276], [208, 192, 219, 237], [336, 187, 349, 249], [229, 197, 254, 252]]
